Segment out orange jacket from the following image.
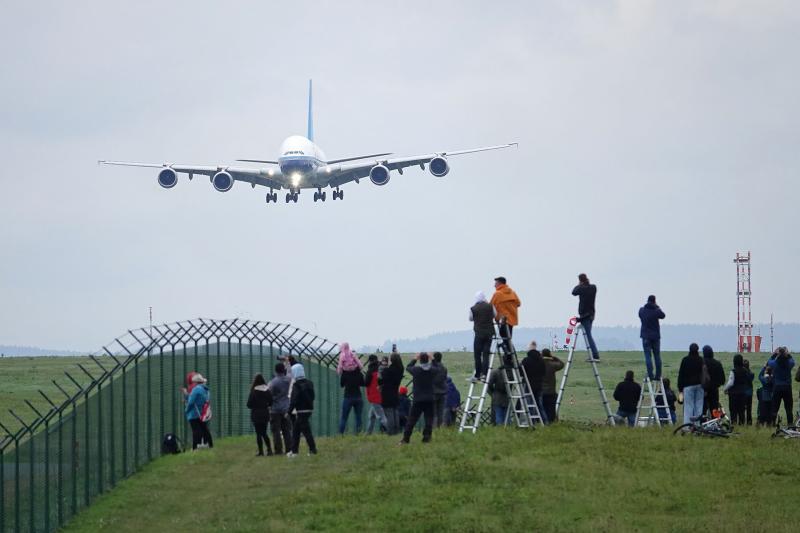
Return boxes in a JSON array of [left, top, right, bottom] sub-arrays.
[[491, 284, 521, 326]]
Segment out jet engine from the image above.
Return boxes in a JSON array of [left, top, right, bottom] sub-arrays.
[[429, 156, 449, 177], [157, 168, 178, 188], [369, 165, 390, 186], [212, 171, 234, 192]]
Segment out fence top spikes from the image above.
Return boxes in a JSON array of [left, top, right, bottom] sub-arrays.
[[39, 389, 58, 409]]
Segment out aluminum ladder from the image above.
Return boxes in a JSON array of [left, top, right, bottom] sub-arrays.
[[555, 318, 616, 425], [635, 377, 672, 427]]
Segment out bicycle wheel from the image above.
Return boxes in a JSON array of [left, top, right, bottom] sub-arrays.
[[701, 428, 730, 438], [673, 423, 694, 436]]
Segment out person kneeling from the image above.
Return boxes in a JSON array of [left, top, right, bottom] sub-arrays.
[[613, 370, 641, 427]]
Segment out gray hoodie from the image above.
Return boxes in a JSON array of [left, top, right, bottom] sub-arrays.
[[268, 375, 291, 414]]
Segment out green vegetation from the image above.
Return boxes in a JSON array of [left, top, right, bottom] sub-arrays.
[[63, 425, 799, 532], [0, 356, 106, 434]]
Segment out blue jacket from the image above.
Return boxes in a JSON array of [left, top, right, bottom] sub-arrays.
[[638, 303, 665, 340], [185, 384, 209, 421], [445, 378, 461, 409], [768, 356, 795, 388], [758, 367, 773, 402]]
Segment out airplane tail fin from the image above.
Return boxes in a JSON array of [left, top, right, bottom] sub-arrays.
[[307, 79, 314, 142]]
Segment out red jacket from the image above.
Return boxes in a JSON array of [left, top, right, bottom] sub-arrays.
[[366, 369, 382, 404]]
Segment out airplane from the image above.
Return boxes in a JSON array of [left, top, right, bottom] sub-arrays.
[[99, 81, 517, 204]]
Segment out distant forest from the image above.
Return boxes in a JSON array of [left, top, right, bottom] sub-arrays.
[[0, 345, 86, 357], [364, 323, 800, 353]]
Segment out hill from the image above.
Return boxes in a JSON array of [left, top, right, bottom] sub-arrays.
[[64, 426, 797, 532]]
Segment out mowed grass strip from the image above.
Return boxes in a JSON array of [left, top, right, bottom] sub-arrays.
[[64, 425, 798, 532]]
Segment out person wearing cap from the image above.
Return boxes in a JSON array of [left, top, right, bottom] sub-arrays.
[[490, 277, 521, 343], [572, 273, 599, 361], [268, 363, 293, 454], [470, 291, 495, 382], [639, 295, 666, 380], [185, 373, 213, 449], [288, 364, 317, 457]]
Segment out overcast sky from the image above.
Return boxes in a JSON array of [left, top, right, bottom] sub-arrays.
[[1, 1, 798, 351]]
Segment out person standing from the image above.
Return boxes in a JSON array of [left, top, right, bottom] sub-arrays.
[[768, 347, 795, 424], [365, 355, 388, 435], [613, 370, 641, 427], [541, 348, 565, 424], [723, 354, 749, 425], [702, 345, 725, 415], [339, 360, 365, 434], [268, 363, 293, 455], [246, 373, 273, 456], [470, 291, 495, 382], [572, 273, 599, 361], [432, 352, 448, 427], [379, 353, 404, 435], [639, 295, 666, 380], [678, 343, 705, 424], [288, 365, 317, 457], [444, 376, 461, 426], [743, 359, 755, 425], [488, 362, 510, 425], [490, 277, 521, 342], [185, 373, 213, 449], [757, 365, 775, 426], [400, 353, 437, 444], [661, 378, 678, 424], [521, 341, 547, 423]]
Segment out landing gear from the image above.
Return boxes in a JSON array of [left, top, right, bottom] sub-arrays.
[[313, 189, 327, 203], [265, 192, 278, 204], [285, 192, 299, 203], [332, 188, 344, 200]]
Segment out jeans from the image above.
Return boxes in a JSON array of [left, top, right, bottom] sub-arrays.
[[270, 412, 292, 454], [252, 421, 272, 455], [290, 413, 317, 454], [683, 384, 704, 424], [771, 386, 793, 424], [433, 394, 446, 427], [617, 410, 636, 427], [494, 405, 508, 425], [473, 333, 493, 377], [383, 406, 400, 435], [401, 400, 434, 443], [642, 338, 661, 380], [542, 394, 557, 424], [366, 402, 387, 434], [339, 396, 363, 434], [580, 318, 599, 359]]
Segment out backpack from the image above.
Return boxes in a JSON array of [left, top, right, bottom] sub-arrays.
[[162, 433, 182, 454]]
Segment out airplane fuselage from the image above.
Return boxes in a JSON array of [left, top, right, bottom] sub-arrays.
[[278, 135, 328, 190]]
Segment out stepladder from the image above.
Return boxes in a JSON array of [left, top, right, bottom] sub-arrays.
[[635, 377, 672, 427], [459, 321, 542, 432], [555, 317, 616, 425]]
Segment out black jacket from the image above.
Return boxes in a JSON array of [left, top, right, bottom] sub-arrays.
[[704, 357, 725, 390], [247, 385, 273, 424], [407, 360, 435, 402], [432, 361, 448, 395], [521, 350, 546, 394], [340, 369, 364, 398], [678, 353, 704, 391], [572, 283, 597, 320], [613, 378, 641, 413], [470, 301, 495, 336], [638, 303, 665, 340], [289, 378, 315, 413], [379, 364, 404, 408]]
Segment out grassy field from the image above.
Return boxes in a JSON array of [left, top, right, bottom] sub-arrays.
[[62, 424, 800, 532], [0, 356, 105, 434]]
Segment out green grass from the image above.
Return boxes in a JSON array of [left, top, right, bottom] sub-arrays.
[[0, 356, 105, 434], [63, 425, 799, 532]]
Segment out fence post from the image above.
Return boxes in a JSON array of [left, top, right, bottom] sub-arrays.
[[0, 444, 4, 533], [121, 364, 127, 479], [97, 382, 104, 496], [147, 350, 152, 462]]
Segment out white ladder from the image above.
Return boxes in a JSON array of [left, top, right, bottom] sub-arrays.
[[555, 318, 616, 425], [635, 377, 671, 427]]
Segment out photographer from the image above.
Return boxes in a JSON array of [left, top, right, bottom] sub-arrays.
[[639, 295, 665, 380], [572, 273, 599, 361], [757, 364, 774, 426], [768, 347, 795, 424], [400, 353, 436, 444]]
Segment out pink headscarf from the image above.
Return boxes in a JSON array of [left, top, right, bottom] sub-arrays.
[[337, 342, 362, 374]]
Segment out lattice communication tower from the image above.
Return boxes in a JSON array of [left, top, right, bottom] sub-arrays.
[[734, 251, 761, 352]]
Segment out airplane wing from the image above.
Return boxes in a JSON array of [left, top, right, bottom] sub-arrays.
[[98, 161, 286, 190], [324, 143, 517, 188]]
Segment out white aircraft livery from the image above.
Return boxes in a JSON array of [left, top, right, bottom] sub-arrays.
[[100, 81, 517, 204]]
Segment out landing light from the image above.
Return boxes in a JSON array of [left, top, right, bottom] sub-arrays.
[[291, 173, 302, 187]]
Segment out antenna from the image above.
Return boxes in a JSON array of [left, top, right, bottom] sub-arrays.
[[770, 313, 774, 353]]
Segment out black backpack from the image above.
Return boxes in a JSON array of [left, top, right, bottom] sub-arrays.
[[162, 433, 182, 455]]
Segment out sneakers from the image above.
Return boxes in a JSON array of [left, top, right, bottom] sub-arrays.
[[585, 357, 601, 363], [479, 374, 487, 381], [397, 440, 409, 446], [286, 452, 297, 458]]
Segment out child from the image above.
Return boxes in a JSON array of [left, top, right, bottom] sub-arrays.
[[397, 386, 411, 429], [662, 378, 677, 424], [444, 376, 461, 426]]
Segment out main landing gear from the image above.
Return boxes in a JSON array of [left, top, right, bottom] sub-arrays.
[[284, 191, 299, 203], [265, 191, 278, 204], [332, 188, 344, 201], [313, 189, 327, 202]]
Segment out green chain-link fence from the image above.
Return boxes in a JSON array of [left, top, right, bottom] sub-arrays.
[[0, 319, 343, 533]]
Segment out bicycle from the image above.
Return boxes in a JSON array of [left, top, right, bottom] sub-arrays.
[[771, 411, 800, 439], [673, 407, 733, 438]]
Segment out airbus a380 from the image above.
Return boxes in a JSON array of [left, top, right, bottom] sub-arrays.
[[100, 81, 517, 204]]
